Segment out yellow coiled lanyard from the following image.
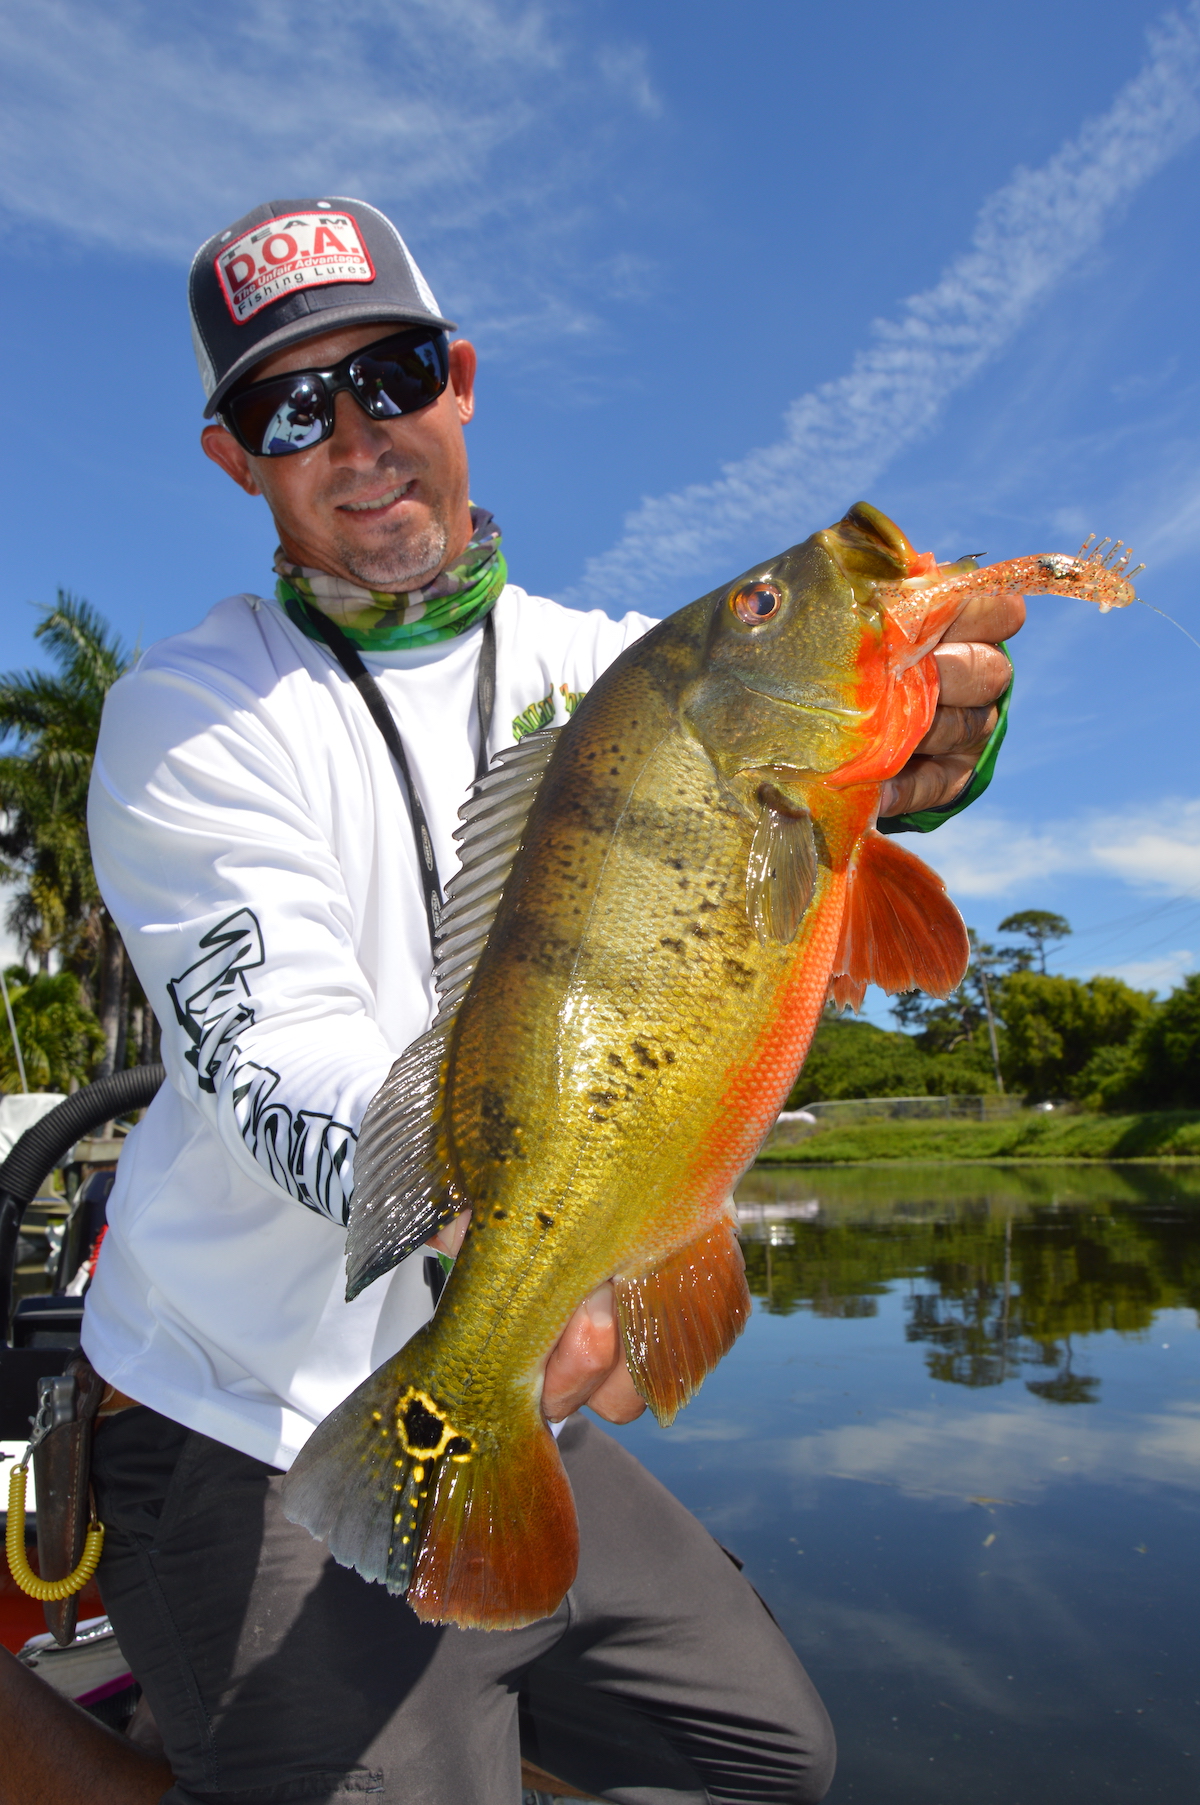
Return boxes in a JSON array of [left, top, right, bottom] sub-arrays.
[[4, 1383, 104, 1601]]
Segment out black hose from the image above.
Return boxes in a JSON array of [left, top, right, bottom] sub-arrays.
[[0, 1065, 165, 1341], [0, 1065, 165, 1207]]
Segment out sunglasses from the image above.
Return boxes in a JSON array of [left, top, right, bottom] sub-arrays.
[[221, 326, 451, 458]]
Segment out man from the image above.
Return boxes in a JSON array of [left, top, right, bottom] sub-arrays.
[[52, 197, 1018, 1804]]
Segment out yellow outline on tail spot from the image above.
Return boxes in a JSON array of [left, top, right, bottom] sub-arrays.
[[395, 1387, 475, 1463]]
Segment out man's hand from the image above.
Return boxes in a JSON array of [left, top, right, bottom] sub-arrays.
[[541, 1283, 646, 1424], [425, 1216, 645, 1424], [879, 591, 1024, 819]]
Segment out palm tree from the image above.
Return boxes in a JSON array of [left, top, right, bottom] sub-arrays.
[[0, 593, 132, 1078], [0, 965, 106, 1093]]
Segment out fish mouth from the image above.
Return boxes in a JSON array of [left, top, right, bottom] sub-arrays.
[[727, 669, 862, 724]]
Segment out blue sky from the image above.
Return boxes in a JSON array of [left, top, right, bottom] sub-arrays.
[[2, 0, 1199, 1012]]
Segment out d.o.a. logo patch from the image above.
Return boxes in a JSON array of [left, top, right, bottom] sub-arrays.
[[215, 213, 375, 324]]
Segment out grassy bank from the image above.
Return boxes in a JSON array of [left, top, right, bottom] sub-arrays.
[[759, 1110, 1200, 1164]]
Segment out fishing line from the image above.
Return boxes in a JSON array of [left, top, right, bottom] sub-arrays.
[[1136, 598, 1200, 657]]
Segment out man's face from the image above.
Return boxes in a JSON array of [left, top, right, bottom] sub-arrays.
[[201, 322, 477, 591]]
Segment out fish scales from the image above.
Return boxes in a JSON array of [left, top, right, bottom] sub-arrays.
[[282, 502, 1138, 1630]]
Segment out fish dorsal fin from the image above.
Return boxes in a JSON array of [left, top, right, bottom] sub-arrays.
[[614, 1211, 752, 1426], [433, 727, 562, 1022], [746, 793, 818, 945], [344, 728, 562, 1300], [828, 828, 970, 1013]]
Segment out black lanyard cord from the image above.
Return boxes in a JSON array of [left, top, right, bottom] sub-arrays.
[[297, 601, 497, 956]]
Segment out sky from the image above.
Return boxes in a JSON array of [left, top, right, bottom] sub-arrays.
[[2, 0, 1199, 1017]]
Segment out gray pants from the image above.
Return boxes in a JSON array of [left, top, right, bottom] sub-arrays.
[[91, 1407, 834, 1804]]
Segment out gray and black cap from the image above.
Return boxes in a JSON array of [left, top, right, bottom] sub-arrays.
[[188, 196, 456, 418]]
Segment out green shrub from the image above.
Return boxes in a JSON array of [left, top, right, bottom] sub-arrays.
[[788, 1016, 994, 1106], [998, 972, 1156, 1103]]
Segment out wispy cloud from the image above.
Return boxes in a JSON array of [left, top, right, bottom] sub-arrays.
[[781, 1397, 1200, 1503], [0, 0, 657, 336], [566, 2, 1200, 611], [1101, 949, 1197, 991], [922, 797, 1200, 912]]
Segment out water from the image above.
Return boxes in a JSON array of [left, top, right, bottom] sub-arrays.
[[610, 1163, 1200, 1802]]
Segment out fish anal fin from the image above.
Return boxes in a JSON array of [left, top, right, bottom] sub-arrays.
[[746, 791, 818, 945], [615, 1215, 751, 1427], [832, 829, 969, 1001]]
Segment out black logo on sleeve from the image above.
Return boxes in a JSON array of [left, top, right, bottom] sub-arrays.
[[167, 909, 356, 1224]]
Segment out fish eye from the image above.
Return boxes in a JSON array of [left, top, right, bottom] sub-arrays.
[[730, 582, 783, 624]]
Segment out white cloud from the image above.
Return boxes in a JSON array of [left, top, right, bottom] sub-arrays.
[[923, 795, 1200, 901], [781, 1393, 1200, 1504], [566, 1, 1200, 611], [1099, 949, 1197, 991], [0, 0, 657, 335]]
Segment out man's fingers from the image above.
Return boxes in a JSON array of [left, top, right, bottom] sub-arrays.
[[914, 702, 997, 757], [426, 1207, 470, 1257], [936, 591, 1025, 644], [584, 1361, 647, 1424], [932, 642, 1012, 708], [542, 1283, 644, 1424], [880, 753, 975, 819]]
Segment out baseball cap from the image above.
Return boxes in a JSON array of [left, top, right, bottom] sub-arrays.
[[188, 197, 456, 417]]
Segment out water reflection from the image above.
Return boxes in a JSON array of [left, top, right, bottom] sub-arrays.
[[735, 1163, 1200, 1402], [614, 1163, 1200, 1802]]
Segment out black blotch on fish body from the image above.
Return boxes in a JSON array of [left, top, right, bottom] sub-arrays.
[[723, 957, 755, 991], [479, 1086, 524, 1161]]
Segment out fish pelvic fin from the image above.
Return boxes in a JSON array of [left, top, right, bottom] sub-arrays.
[[829, 828, 970, 1011], [346, 728, 563, 1301], [281, 1336, 578, 1632], [615, 1213, 752, 1427]]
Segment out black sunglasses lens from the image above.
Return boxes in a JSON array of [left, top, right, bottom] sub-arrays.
[[228, 375, 331, 456], [349, 332, 449, 419]]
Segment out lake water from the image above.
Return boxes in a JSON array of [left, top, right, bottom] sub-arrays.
[[611, 1163, 1200, 1803]]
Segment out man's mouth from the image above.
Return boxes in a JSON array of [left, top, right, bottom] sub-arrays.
[[338, 480, 415, 515]]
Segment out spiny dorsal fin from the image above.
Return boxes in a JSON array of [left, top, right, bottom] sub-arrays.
[[344, 728, 562, 1300], [433, 727, 562, 1021]]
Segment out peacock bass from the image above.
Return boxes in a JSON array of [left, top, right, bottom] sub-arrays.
[[282, 502, 1137, 1629]]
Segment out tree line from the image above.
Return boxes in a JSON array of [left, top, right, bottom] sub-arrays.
[[0, 595, 158, 1092], [792, 914, 1200, 1113]]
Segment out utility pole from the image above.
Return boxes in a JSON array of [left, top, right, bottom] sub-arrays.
[[0, 966, 29, 1094], [976, 950, 1005, 1095]]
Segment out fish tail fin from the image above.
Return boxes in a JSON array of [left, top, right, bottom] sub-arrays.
[[281, 1334, 578, 1630]]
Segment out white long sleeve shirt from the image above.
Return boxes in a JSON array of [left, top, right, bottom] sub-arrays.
[[82, 584, 653, 1469]]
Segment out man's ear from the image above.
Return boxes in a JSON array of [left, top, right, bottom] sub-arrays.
[[448, 339, 477, 425], [201, 422, 262, 496]]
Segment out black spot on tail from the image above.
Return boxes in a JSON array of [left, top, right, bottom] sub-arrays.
[[403, 1397, 446, 1454]]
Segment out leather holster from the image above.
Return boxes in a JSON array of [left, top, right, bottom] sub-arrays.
[[31, 1352, 106, 1646]]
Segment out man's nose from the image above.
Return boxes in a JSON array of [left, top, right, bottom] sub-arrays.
[[326, 389, 394, 464]]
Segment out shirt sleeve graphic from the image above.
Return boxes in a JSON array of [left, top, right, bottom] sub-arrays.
[[167, 909, 357, 1223]]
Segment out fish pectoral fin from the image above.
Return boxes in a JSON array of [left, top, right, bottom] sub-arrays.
[[344, 1023, 464, 1301], [829, 828, 970, 1009], [614, 1214, 752, 1427], [746, 792, 818, 945]]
